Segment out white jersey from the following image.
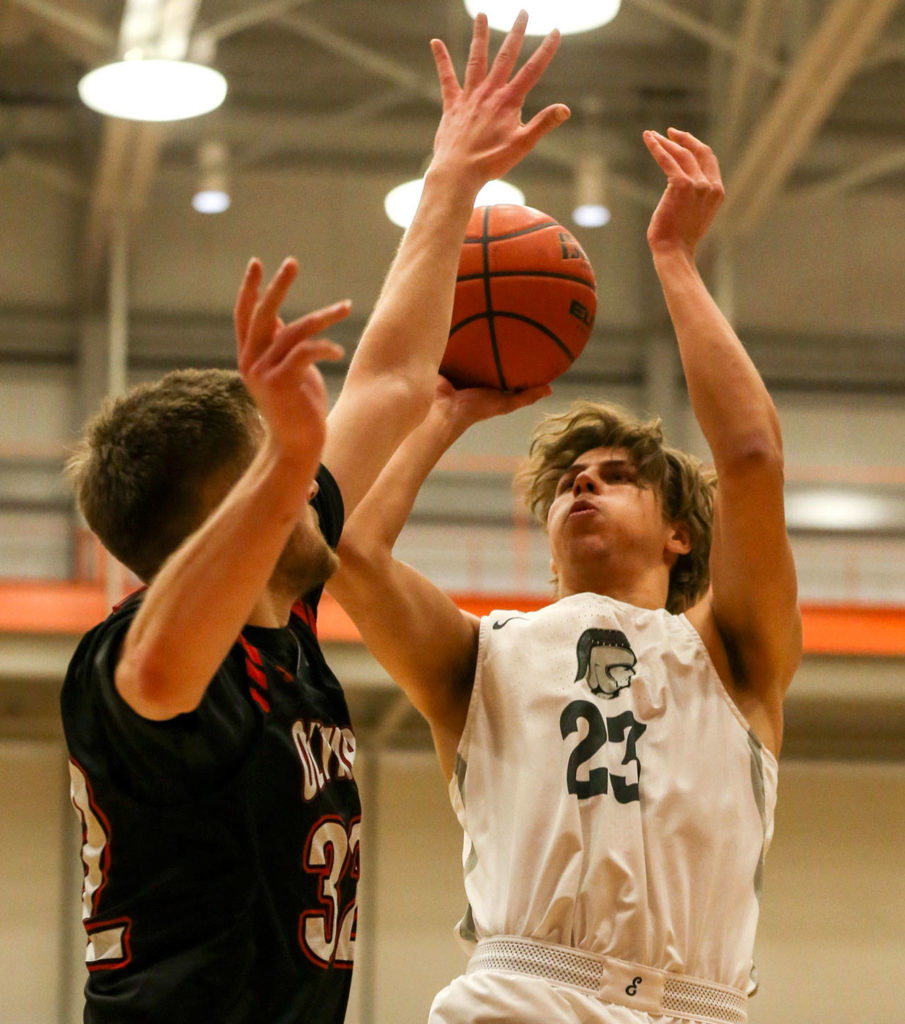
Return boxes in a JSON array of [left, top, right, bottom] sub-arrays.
[[446, 593, 777, 999]]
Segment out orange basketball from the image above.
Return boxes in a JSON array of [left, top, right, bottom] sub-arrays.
[[442, 204, 597, 390]]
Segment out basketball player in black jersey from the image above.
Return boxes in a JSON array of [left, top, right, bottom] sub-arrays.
[[61, 14, 567, 1023]]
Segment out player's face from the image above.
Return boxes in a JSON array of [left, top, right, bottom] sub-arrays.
[[546, 446, 685, 589], [270, 481, 340, 599]]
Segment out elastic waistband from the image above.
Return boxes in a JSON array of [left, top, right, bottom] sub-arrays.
[[466, 936, 747, 1024]]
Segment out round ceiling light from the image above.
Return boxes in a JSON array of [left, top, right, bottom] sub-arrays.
[[384, 177, 526, 229], [463, 0, 621, 35], [78, 59, 227, 122]]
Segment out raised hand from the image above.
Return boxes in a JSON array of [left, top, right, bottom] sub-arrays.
[[429, 11, 570, 193], [643, 128, 725, 258], [433, 374, 550, 434], [234, 257, 349, 461]]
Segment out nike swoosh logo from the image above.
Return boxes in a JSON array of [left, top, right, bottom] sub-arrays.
[[492, 615, 529, 630]]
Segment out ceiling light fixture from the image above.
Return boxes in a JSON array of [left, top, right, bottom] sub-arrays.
[[572, 153, 611, 228], [78, 56, 227, 122], [784, 490, 901, 532], [192, 140, 231, 214], [384, 177, 526, 229], [463, 0, 622, 35]]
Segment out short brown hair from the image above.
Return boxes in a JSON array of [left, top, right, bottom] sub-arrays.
[[67, 369, 258, 581], [515, 400, 716, 613]]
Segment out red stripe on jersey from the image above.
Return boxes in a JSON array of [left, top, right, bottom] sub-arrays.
[[238, 635, 264, 666], [250, 688, 270, 713], [292, 599, 318, 636], [246, 660, 268, 689], [112, 585, 148, 613]]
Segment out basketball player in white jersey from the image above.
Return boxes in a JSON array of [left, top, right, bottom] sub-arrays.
[[328, 128, 801, 1023]]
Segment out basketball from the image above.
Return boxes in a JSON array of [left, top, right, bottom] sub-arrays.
[[441, 204, 597, 390]]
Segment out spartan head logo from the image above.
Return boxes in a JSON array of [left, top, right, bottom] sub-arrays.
[[574, 629, 637, 699]]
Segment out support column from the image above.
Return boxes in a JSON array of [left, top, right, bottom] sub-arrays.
[[643, 333, 682, 447]]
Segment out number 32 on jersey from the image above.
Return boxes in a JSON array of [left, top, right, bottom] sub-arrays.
[[300, 815, 360, 968]]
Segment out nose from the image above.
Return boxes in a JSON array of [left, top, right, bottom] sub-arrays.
[[572, 470, 596, 495], [307, 479, 320, 502]]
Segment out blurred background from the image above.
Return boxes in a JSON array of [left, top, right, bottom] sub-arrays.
[[0, 0, 903, 1021]]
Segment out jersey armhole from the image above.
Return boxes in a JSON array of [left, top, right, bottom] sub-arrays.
[[447, 611, 501, 809], [678, 613, 780, 775]]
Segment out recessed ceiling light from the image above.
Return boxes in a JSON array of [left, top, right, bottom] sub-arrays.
[[572, 203, 611, 228]]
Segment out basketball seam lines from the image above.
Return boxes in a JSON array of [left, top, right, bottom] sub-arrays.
[[462, 220, 557, 244], [480, 207, 507, 390], [456, 271, 595, 286], [448, 311, 575, 361]]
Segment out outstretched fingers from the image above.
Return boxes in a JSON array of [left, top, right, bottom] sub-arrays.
[[521, 102, 571, 149], [259, 300, 351, 374], [666, 127, 723, 185], [462, 12, 489, 93], [240, 258, 300, 368], [430, 37, 461, 107], [233, 257, 263, 348], [486, 9, 529, 86], [270, 337, 345, 381], [643, 130, 698, 179], [645, 129, 721, 191], [508, 28, 561, 99]]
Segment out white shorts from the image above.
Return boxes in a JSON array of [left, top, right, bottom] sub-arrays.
[[429, 970, 695, 1024], [429, 937, 748, 1024]]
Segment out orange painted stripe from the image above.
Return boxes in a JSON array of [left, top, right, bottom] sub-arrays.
[[0, 581, 110, 635], [1, 581, 903, 657], [800, 603, 905, 657]]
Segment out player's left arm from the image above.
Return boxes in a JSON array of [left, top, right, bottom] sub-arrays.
[[328, 378, 549, 777], [320, 13, 568, 517], [644, 129, 802, 747]]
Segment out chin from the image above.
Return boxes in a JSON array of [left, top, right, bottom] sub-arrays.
[[272, 529, 340, 599]]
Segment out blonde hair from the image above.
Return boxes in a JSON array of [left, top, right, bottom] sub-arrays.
[[516, 400, 716, 613]]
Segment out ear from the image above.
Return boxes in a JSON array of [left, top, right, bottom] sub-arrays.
[[665, 521, 692, 557], [549, 557, 558, 580]]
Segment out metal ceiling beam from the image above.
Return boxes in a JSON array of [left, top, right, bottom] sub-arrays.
[[277, 11, 438, 101], [199, 0, 315, 44], [626, 0, 785, 78], [720, 0, 778, 160], [5, 150, 87, 198], [717, 0, 902, 238], [791, 146, 905, 201], [275, 11, 658, 209], [8, 0, 113, 61]]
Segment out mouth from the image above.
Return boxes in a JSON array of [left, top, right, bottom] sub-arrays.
[[569, 498, 597, 517]]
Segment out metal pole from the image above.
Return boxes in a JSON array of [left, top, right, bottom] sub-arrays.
[[106, 209, 129, 609]]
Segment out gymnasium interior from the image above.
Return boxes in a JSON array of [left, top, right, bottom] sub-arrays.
[[1, 0, 903, 1021]]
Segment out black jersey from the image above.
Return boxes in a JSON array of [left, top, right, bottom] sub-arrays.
[[61, 467, 360, 1024]]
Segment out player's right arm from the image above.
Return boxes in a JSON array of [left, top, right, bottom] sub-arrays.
[[115, 261, 347, 720], [330, 379, 548, 777], [319, 14, 568, 521]]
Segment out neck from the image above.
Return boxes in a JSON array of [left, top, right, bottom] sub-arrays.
[[246, 587, 294, 628], [556, 560, 670, 611]]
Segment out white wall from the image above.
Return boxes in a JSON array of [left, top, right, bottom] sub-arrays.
[[0, 740, 75, 1024]]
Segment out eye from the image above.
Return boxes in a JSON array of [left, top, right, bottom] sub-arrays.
[[556, 470, 577, 495], [604, 463, 636, 484]]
